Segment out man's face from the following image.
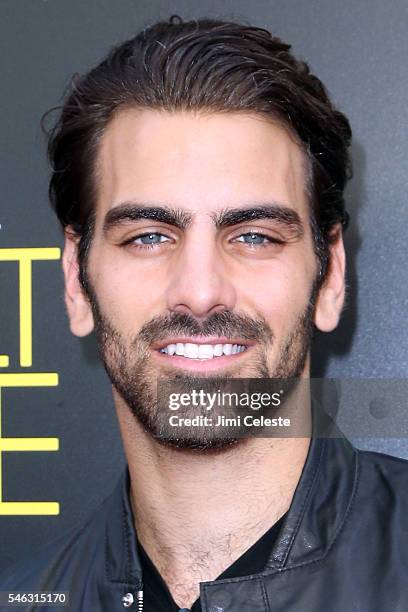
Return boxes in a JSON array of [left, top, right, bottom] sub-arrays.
[[64, 109, 344, 449]]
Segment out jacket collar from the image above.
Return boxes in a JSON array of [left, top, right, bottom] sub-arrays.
[[104, 468, 143, 587], [104, 426, 359, 584], [265, 435, 358, 569]]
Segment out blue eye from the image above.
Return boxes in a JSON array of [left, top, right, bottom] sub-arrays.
[[236, 232, 275, 245], [134, 233, 169, 245]]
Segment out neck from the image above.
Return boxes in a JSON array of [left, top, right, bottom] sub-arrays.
[[114, 385, 311, 608]]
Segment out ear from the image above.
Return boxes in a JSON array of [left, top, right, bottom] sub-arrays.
[[62, 229, 94, 337], [314, 225, 346, 332]]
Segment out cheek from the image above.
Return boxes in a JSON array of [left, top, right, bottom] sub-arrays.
[[235, 256, 315, 335], [90, 257, 165, 333]]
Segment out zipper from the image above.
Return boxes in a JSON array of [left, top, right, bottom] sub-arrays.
[[136, 588, 143, 611], [121, 587, 143, 610]]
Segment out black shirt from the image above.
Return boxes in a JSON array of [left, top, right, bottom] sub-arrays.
[[138, 512, 287, 611]]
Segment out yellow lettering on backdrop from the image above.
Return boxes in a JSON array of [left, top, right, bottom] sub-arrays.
[[0, 248, 60, 366], [0, 248, 61, 515]]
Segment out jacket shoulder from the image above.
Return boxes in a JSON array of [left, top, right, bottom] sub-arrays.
[[356, 446, 408, 504], [357, 446, 408, 474]]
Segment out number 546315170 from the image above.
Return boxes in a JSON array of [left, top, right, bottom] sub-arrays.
[[1, 591, 68, 606]]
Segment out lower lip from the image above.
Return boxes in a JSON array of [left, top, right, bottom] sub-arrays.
[[153, 348, 250, 372]]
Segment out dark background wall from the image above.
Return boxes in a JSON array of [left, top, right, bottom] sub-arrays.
[[0, 0, 407, 569]]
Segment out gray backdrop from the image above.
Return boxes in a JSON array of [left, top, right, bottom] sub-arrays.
[[0, 0, 407, 569]]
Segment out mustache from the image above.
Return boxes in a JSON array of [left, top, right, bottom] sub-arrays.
[[138, 310, 274, 345]]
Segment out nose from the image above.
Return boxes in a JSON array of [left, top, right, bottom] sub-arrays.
[[165, 235, 237, 320]]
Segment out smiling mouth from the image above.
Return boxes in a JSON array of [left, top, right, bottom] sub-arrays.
[[158, 342, 247, 360]]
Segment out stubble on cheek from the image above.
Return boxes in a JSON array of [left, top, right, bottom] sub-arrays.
[[83, 263, 317, 450]]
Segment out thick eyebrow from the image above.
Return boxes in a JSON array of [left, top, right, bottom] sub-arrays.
[[103, 203, 193, 235], [212, 204, 304, 237], [103, 201, 304, 239]]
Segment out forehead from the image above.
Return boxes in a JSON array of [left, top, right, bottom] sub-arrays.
[[96, 108, 309, 220]]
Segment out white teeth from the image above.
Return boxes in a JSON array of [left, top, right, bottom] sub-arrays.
[[160, 342, 246, 359], [198, 345, 214, 359], [213, 344, 223, 357], [184, 343, 199, 358]]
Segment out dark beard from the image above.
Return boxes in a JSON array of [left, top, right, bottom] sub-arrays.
[[86, 283, 317, 452]]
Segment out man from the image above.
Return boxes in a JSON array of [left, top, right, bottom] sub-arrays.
[[1, 15, 407, 612]]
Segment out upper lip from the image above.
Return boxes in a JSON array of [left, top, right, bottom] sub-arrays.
[[152, 336, 255, 350]]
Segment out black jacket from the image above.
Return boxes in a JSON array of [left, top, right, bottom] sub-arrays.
[[1, 435, 408, 611]]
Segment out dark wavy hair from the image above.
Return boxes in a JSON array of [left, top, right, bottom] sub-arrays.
[[45, 16, 352, 286]]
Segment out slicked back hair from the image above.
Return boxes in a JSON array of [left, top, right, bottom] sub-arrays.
[[46, 16, 352, 287]]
